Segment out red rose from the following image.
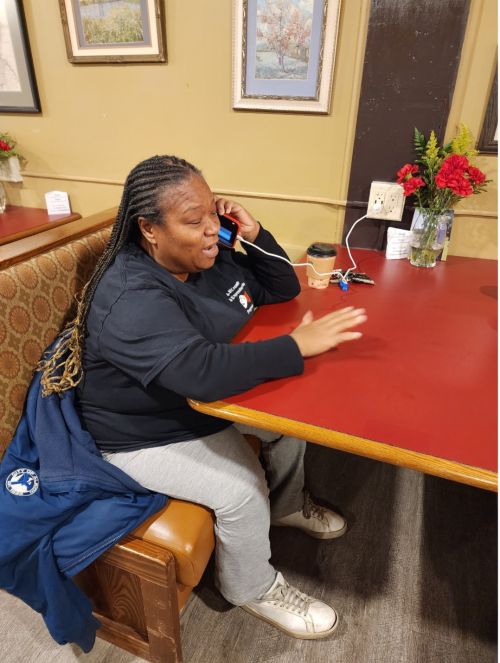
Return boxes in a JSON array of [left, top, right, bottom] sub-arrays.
[[402, 176, 425, 196], [396, 164, 419, 183], [437, 171, 472, 196], [397, 163, 418, 184], [439, 154, 469, 173], [450, 178, 473, 196], [437, 173, 456, 192], [467, 166, 486, 184], [0, 139, 12, 152], [435, 154, 477, 197]]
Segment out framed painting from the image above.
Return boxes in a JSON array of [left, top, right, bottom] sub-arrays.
[[233, 0, 341, 113], [477, 66, 497, 154], [0, 0, 41, 113], [59, 0, 166, 63]]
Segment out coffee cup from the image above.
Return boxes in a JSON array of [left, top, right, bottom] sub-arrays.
[[306, 242, 337, 289]]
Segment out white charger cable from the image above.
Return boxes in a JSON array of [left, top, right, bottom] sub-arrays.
[[342, 212, 370, 280], [236, 212, 369, 283]]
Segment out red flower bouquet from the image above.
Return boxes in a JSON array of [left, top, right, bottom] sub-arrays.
[[0, 132, 25, 213], [395, 125, 489, 267], [0, 132, 23, 161]]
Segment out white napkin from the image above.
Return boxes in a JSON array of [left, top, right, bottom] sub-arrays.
[[385, 227, 411, 260]]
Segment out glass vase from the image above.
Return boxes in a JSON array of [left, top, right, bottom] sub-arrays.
[[0, 182, 6, 214], [409, 209, 453, 268]]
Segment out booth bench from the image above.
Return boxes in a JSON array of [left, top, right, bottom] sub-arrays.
[[0, 208, 224, 663]]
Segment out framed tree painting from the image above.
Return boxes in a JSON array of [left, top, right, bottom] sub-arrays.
[[0, 0, 41, 113], [59, 0, 166, 63], [233, 0, 341, 113]]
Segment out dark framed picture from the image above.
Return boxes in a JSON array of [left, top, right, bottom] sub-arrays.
[[59, 0, 166, 64], [0, 0, 41, 113], [477, 66, 497, 154]]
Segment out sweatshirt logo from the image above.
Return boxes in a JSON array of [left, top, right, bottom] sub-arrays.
[[6, 468, 39, 496], [226, 281, 254, 314], [238, 291, 251, 309]]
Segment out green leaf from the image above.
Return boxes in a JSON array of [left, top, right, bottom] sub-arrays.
[[414, 128, 426, 157]]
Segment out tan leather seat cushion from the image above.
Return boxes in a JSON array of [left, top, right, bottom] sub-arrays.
[[130, 439, 262, 587], [133, 437, 261, 587], [132, 499, 215, 587]]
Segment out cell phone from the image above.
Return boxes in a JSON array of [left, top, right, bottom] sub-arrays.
[[217, 213, 240, 248]]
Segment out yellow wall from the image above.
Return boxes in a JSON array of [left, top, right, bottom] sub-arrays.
[[2, 0, 497, 260], [445, 0, 498, 259]]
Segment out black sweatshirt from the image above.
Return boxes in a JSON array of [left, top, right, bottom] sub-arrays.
[[77, 226, 304, 451]]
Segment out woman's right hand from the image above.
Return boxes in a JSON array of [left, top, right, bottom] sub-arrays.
[[289, 307, 367, 357]]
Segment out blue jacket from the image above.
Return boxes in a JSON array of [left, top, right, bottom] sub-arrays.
[[0, 367, 167, 652]]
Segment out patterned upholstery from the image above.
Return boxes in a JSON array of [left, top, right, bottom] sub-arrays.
[[0, 220, 216, 661], [0, 227, 112, 454]]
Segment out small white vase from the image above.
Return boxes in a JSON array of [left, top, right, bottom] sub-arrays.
[[0, 182, 6, 214], [0, 156, 22, 182]]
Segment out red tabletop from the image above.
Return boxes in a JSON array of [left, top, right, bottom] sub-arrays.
[[0, 205, 81, 246], [191, 247, 498, 490]]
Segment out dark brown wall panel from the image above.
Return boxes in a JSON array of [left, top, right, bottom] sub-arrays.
[[343, 0, 471, 249]]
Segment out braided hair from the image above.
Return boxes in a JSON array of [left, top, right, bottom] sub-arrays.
[[39, 155, 201, 395]]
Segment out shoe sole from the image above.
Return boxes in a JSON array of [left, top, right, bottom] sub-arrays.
[[272, 520, 348, 540], [241, 604, 339, 640]]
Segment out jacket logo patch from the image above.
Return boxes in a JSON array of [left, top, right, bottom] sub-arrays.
[[6, 468, 39, 496]]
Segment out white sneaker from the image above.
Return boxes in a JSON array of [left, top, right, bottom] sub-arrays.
[[242, 572, 338, 639], [272, 491, 347, 539]]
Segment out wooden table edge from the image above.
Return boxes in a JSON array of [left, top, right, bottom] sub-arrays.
[[0, 207, 118, 269], [188, 399, 498, 493], [0, 211, 82, 246]]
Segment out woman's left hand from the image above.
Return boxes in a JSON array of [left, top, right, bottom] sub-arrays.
[[215, 198, 260, 243]]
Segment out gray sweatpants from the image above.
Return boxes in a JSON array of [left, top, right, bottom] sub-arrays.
[[103, 424, 306, 605]]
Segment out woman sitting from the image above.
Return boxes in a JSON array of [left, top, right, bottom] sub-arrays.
[[41, 155, 366, 640]]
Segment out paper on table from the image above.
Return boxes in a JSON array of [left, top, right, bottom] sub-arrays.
[[385, 227, 411, 260], [45, 191, 71, 216]]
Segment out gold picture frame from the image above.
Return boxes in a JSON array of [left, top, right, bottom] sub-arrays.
[[59, 0, 166, 64]]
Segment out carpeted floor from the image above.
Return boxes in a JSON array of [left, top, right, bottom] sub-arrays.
[[1, 446, 497, 663]]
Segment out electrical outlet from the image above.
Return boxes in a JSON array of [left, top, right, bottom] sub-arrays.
[[367, 181, 405, 221]]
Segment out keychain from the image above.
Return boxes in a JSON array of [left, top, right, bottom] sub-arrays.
[[330, 271, 375, 289]]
